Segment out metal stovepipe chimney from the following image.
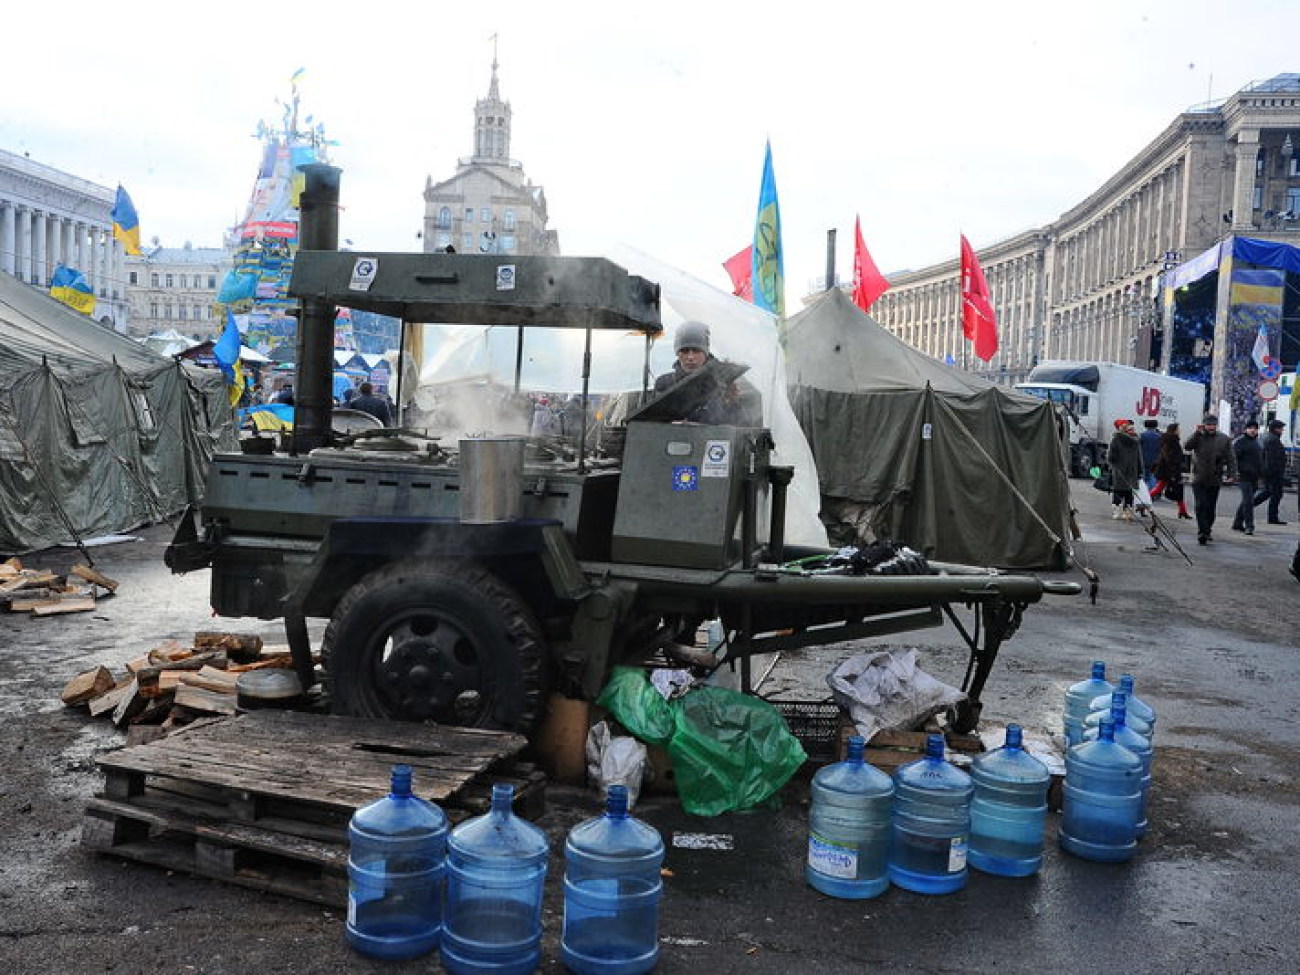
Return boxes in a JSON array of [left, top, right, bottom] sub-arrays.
[[291, 163, 342, 455]]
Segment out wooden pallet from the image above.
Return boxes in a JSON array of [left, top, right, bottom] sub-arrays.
[[82, 710, 545, 906]]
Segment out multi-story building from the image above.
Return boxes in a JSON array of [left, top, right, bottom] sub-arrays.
[[124, 243, 230, 340], [870, 73, 1300, 396], [0, 147, 130, 330], [422, 57, 559, 257]]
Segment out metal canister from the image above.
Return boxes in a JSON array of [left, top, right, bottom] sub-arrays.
[[457, 436, 526, 523]]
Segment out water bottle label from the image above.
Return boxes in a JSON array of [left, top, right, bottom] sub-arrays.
[[807, 833, 857, 880], [947, 836, 968, 872]]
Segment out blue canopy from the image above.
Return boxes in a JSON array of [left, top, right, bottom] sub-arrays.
[[1168, 236, 1300, 289]]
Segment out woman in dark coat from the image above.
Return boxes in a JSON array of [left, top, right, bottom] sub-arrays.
[[1108, 418, 1143, 520], [1150, 423, 1191, 519]]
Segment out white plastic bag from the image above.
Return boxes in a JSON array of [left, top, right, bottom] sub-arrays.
[[827, 648, 966, 741], [584, 719, 648, 807]]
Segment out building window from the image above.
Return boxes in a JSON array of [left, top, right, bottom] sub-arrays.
[[465, 208, 474, 223], [1257, 152, 1266, 176], [463, 233, 474, 250], [151, 273, 159, 287], [163, 303, 173, 319], [438, 207, 452, 230], [149, 302, 159, 318], [437, 233, 452, 249], [1254, 186, 1264, 210], [481, 208, 491, 222], [1288, 187, 1300, 213], [165, 273, 174, 288], [208, 275, 216, 289], [503, 209, 516, 231], [1291, 157, 1300, 177], [501, 235, 516, 253], [129, 271, 138, 285]]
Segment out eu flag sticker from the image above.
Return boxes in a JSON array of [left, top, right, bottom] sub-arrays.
[[672, 465, 699, 491]]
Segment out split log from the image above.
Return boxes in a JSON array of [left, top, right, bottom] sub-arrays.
[[194, 631, 264, 664], [0, 570, 61, 593], [178, 665, 239, 695], [89, 680, 135, 718], [111, 679, 149, 727], [61, 666, 116, 707], [31, 595, 97, 616], [173, 683, 238, 715], [71, 564, 119, 593]]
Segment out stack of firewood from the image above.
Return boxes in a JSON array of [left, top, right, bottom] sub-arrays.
[[1, 558, 118, 615], [60, 632, 306, 742]]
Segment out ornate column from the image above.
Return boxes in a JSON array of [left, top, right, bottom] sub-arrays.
[[17, 206, 33, 283], [0, 202, 15, 275], [1230, 130, 1259, 230], [32, 212, 48, 286]]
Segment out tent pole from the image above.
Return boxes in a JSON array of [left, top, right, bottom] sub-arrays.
[[514, 326, 524, 393], [578, 327, 591, 474], [825, 228, 837, 291], [395, 320, 406, 427]]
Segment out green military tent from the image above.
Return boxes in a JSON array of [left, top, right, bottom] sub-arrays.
[[0, 273, 236, 554], [784, 288, 1072, 570]]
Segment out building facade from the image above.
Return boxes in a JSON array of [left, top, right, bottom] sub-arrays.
[[870, 73, 1300, 390], [0, 147, 130, 330], [124, 243, 231, 340], [422, 58, 559, 257]]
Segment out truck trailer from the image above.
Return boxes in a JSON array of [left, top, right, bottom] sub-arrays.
[[1016, 361, 1206, 477]]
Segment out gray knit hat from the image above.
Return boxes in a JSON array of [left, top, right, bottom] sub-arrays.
[[674, 321, 710, 353]]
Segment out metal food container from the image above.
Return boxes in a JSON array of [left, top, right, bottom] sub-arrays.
[[458, 436, 526, 523]]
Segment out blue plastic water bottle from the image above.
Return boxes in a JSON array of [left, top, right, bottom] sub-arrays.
[[1084, 694, 1153, 838], [888, 734, 973, 894], [968, 724, 1051, 877], [1059, 717, 1143, 862], [442, 784, 550, 975], [346, 764, 448, 960], [1064, 661, 1113, 746], [806, 734, 895, 899], [1090, 674, 1156, 738], [1082, 691, 1152, 741], [562, 784, 665, 975]]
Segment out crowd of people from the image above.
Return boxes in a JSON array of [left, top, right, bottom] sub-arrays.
[[1108, 411, 1295, 572]]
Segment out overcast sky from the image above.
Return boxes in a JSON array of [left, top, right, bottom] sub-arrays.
[[3, 1, 1295, 306]]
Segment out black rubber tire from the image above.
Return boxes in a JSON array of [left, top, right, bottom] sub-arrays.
[[322, 559, 547, 733]]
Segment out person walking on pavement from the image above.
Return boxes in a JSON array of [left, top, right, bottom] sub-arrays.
[[1185, 414, 1237, 544], [1231, 420, 1263, 535], [1151, 422, 1191, 519], [1107, 419, 1143, 521], [1138, 418, 1162, 491], [1253, 419, 1288, 525]]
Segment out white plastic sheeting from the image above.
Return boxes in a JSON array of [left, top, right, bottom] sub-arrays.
[[413, 246, 828, 548]]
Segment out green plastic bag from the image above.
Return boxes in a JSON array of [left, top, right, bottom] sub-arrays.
[[596, 667, 676, 745], [597, 668, 807, 816]]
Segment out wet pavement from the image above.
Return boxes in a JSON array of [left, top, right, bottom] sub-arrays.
[[0, 482, 1297, 973]]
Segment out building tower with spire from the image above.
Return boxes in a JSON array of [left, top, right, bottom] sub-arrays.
[[422, 54, 559, 257]]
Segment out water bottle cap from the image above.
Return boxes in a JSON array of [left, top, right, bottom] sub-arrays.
[[846, 735, 865, 762], [606, 784, 629, 817], [1097, 716, 1116, 741], [390, 764, 413, 796], [1091, 661, 1107, 679], [925, 733, 945, 759], [1004, 724, 1023, 749], [491, 782, 515, 813], [1119, 673, 1135, 692]]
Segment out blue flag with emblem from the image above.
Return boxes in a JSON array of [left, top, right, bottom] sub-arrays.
[[751, 141, 784, 317]]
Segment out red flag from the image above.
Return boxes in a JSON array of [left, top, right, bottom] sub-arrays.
[[960, 234, 998, 361], [851, 215, 889, 312], [723, 245, 754, 302]]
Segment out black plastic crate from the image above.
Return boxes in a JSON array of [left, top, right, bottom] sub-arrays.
[[768, 698, 843, 764]]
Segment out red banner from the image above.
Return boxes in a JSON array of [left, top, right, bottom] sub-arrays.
[[723, 245, 754, 302], [960, 235, 998, 361], [851, 216, 889, 312]]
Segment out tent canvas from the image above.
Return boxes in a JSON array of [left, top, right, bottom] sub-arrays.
[[0, 273, 236, 554], [784, 288, 1072, 570]]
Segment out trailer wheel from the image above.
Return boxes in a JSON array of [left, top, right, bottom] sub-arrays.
[[322, 560, 547, 733]]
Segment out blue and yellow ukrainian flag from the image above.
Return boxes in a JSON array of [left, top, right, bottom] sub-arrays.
[[751, 141, 784, 318], [213, 311, 247, 407], [111, 186, 142, 256], [50, 265, 96, 313]]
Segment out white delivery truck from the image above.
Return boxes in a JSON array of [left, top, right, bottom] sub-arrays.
[[1015, 361, 1206, 477]]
